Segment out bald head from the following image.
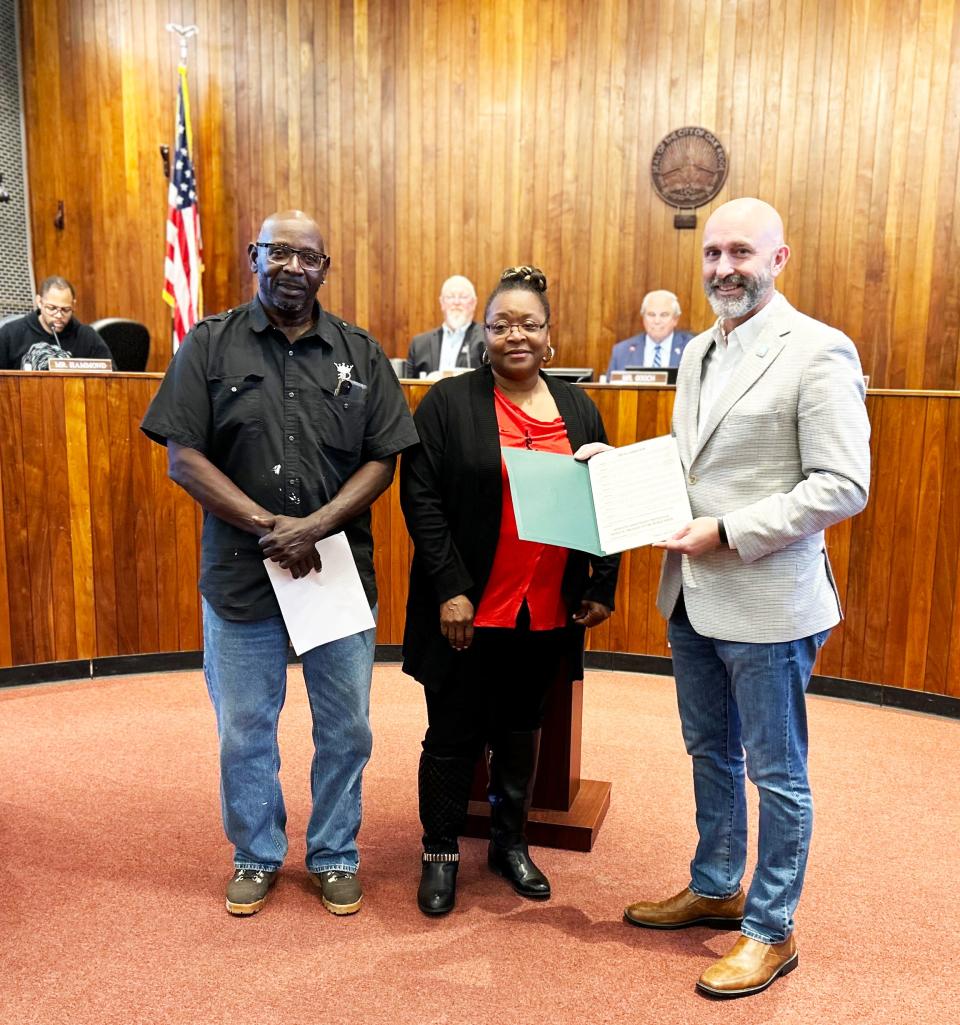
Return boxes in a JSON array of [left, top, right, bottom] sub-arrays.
[[704, 198, 785, 249], [439, 274, 477, 330], [701, 197, 790, 328], [257, 209, 324, 242]]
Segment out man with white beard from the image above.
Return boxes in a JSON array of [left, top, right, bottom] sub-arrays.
[[405, 275, 484, 377]]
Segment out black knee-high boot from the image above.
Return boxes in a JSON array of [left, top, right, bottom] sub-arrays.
[[417, 751, 476, 915], [487, 730, 551, 899]]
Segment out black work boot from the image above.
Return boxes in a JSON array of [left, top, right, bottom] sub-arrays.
[[417, 751, 475, 915], [487, 730, 551, 899]]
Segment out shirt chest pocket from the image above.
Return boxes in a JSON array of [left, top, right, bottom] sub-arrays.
[[308, 386, 367, 458], [210, 373, 265, 431]]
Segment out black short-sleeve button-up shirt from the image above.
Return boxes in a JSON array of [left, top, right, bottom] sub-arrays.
[[141, 296, 418, 621]]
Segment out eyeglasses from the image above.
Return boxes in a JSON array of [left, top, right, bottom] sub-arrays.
[[254, 242, 330, 270], [41, 303, 73, 317], [484, 321, 547, 338]]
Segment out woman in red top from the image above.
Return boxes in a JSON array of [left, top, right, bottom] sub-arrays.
[[400, 267, 621, 915]]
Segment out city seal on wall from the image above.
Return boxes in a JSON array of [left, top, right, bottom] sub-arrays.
[[651, 127, 728, 220]]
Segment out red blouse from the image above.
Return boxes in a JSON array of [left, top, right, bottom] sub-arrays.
[[473, 388, 572, 630]]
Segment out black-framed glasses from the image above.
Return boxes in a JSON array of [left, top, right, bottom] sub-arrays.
[[484, 321, 548, 338], [254, 242, 330, 270], [41, 303, 73, 317]]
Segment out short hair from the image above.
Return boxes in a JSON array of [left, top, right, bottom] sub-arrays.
[[440, 275, 476, 299], [483, 266, 550, 323], [38, 276, 75, 299], [640, 290, 681, 317]]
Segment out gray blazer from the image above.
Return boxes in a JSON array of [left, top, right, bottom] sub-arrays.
[[406, 322, 484, 378], [657, 294, 871, 643]]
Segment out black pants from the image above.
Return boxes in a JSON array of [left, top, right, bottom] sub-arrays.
[[422, 609, 567, 760]]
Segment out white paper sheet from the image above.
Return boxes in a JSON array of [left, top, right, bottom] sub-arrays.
[[588, 435, 693, 554], [263, 531, 375, 655]]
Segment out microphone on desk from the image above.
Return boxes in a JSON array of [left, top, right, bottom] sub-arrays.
[[50, 319, 65, 351]]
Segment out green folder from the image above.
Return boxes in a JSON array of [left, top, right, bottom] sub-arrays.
[[502, 447, 605, 556]]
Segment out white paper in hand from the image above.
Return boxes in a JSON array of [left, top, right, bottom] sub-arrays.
[[263, 531, 375, 655]]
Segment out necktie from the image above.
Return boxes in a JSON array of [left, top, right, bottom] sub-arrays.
[[653, 343, 663, 368]]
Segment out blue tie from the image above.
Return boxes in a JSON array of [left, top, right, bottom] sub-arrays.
[[653, 343, 663, 368]]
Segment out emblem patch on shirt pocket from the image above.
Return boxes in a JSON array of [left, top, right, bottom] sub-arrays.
[[311, 386, 366, 455]]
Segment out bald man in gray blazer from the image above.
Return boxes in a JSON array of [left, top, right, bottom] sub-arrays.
[[619, 199, 871, 998]]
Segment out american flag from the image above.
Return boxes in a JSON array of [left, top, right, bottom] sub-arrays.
[[162, 64, 203, 352]]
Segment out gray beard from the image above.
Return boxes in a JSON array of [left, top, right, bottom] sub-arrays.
[[444, 310, 471, 331], [704, 271, 771, 320]]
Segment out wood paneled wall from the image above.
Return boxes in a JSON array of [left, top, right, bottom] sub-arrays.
[[0, 373, 203, 667], [19, 0, 960, 384], [1, 372, 958, 701]]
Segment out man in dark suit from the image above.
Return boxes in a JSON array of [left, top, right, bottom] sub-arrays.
[[606, 289, 693, 375], [406, 275, 484, 377]]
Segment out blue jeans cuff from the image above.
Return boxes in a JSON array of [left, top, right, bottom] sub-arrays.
[[690, 884, 742, 901], [740, 925, 790, 944], [308, 860, 359, 875]]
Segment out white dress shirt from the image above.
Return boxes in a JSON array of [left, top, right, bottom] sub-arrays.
[[698, 293, 784, 441], [643, 332, 675, 367], [438, 323, 469, 371]]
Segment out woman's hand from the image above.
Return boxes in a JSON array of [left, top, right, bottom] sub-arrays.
[[573, 442, 614, 461], [440, 594, 475, 651], [572, 600, 611, 628]]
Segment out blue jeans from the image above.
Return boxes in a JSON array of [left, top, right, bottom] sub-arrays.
[[202, 598, 376, 874], [668, 598, 829, 943]]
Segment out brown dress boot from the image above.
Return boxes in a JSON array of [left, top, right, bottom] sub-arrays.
[[624, 886, 745, 929], [696, 934, 798, 998]]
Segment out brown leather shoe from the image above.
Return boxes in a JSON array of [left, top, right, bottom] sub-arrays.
[[696, 934, 798, 998], [623, 887, 745, 929]]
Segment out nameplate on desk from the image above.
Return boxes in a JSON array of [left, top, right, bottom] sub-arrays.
[[47, 358, 113, 373], [609, 370, 669, 386]]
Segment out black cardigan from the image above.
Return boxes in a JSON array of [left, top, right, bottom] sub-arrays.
[[400, 366, 621, 691]]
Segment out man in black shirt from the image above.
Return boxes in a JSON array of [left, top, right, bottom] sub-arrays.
[[0, 276, 113, 369], [141, 210, 418, 917]]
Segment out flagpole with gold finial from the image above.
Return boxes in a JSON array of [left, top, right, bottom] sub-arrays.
[[162, 24, 203, 351], [165, 23, 198, 65]]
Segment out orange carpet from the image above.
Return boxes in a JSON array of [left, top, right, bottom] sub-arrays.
[[2, 665, 958, 1025]]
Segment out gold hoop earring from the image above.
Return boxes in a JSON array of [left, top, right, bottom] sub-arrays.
[[481, 348, 491, 365], [542, 344, 555, 366]]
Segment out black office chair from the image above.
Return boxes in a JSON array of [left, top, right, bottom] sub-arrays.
[[0, 313, 26, 329], [90, 318, 151, 371]]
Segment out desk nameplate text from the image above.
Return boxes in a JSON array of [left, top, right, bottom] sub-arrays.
[[609, 369, 669, 386], [47, 358, 113, 373]]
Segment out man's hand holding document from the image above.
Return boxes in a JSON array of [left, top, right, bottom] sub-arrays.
[[263, 531, 375, 655], [502, 435, 693, 556]]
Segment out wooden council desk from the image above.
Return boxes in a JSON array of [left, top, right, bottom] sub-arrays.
[[1, 371, 955, 703]]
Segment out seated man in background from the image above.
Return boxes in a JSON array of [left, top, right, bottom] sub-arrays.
[[0, 276, 113, 370], [406, 275, 484, 377], [606, 289, 693, 375]]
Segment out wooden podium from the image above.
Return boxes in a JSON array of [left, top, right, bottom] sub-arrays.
[[463, 673, 611, 852]]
